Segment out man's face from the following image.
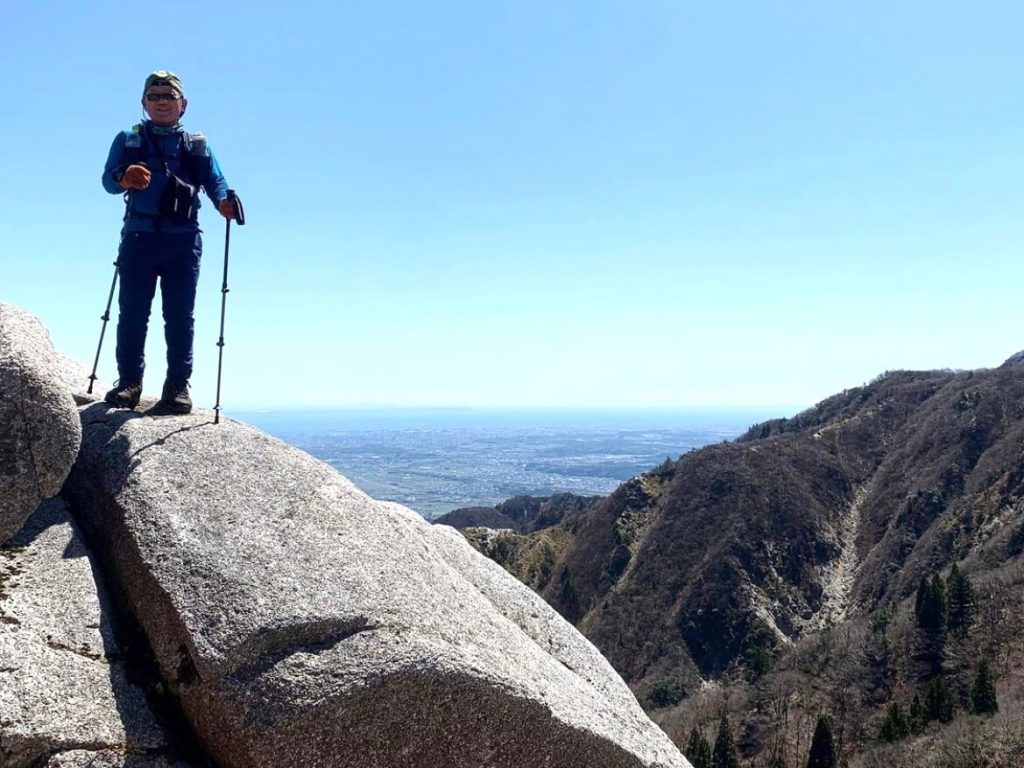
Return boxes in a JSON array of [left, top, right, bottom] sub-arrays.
[[143, 86, 186, 125]]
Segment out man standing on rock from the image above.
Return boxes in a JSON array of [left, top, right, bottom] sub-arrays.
[[101, 70, 236, 414]]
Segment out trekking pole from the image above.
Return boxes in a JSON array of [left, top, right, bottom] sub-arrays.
[[87, 258, 120, 394], [214, 190, 245, 424]]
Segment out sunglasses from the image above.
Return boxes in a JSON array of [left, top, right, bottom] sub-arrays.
[[145, 92, 181, 102]]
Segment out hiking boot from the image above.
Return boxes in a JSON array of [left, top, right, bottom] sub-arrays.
[[104, 381, 143, 409], [159, 379, 192, 414]]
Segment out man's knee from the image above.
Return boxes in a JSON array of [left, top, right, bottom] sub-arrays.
[[161, 280, 198, 321], [118, 287, 155, 321]]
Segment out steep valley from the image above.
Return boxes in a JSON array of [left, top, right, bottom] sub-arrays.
[[440, 361, 1024, 766]]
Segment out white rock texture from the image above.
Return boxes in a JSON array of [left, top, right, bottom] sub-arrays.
[[67, 405, 691, 768], [42, 750, 191, 767], [0, 500, 189, 767], [0, 303, 83, 543]]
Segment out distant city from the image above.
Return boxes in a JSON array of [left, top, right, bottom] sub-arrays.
[[234, 407, 781, 519]]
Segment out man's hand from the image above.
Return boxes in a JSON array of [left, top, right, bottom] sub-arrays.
[[120, 164, 151, 190], [218, 198, 237, 219]]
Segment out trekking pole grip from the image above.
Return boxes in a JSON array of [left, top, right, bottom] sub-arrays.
[[227, 189, 245, 225]]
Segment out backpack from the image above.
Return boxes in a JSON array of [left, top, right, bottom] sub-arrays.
[[122, 122, 213, 223]]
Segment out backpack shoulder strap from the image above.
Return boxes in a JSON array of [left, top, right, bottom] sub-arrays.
[[122, 123, 147, 164], [179, 131, 213, 182]]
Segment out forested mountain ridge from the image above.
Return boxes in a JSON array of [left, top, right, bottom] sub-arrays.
[[434, 493, 600, 534], [444, 360, 1024, 765]]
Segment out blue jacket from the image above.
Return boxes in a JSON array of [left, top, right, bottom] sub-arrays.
[[103, 121, 229, 234]]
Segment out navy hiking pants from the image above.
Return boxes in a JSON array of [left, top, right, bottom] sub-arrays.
[[115, 231, 202, 386]]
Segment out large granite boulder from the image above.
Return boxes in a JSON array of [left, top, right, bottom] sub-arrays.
[[67, 405, 690, 768], [0, 303, 83, 544], [0, 499, 192, 767]]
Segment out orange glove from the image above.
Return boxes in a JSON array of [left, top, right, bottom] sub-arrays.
[[218, 198, 237, 219], [120, 164, 151, 190]]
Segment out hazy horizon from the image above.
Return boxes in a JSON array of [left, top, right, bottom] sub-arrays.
[[238, 405, 762, 518], [231, 403, 795, 431]]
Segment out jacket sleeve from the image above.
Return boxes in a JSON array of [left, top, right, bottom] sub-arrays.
[[102, 133, 127, 194], [203, 148, 230, 205]]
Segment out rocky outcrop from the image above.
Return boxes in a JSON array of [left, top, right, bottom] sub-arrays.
[[0, 499, 190, 768], [0, 303, 689, 767], [67, 406, 690, 768], [0, 303, 83, 543]]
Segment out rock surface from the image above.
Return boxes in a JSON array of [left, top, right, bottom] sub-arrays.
[[0, 499, 189, 768], [42, 750, 191, 767], [0, 303, 83, 543], [67, 405, 690, 768]]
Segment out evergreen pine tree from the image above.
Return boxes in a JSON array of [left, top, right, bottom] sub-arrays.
[[909, 693, 926, 734], [879, 703, 910, 742], [915, 572, 947, 635], [712, 715, 740, 768], [971, 658, 999, 715], [697, 737, 714, 768], [914, 575, 928, 617], [1009, 520, 1024, 556], [686, 727, 702, 763], [932, 572, 947, 618], [925, 676, 955, 723], [946, 563, 975, 634], [916, 572, 948, 675], [686, 726, 713, 768], [806, 715, 837, 768]]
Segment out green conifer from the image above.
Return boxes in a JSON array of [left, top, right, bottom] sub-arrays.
[[686, 726, 713, 768], [909, 693, 926, 734], [879, 703, 910, 742], [946, 563, 975, 634], [806, 715, 837, 768], [915, 572, 947, 635], [925, 676, 955, 723], [971, 658, 999, 715], [712, 715, 740, 768], [1009, 520, 1024, 556]]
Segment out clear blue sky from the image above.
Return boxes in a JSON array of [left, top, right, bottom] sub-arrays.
[[3, 2, 1021, 412]]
